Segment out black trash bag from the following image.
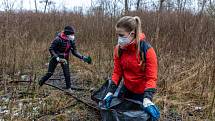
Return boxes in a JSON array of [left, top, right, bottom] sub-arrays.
[[91, 80, 150, 121], [91, 79, 112, 103], [99, 98, 150, 121]]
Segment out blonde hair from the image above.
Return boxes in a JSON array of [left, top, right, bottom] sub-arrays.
[[115, 16, 143, 63]]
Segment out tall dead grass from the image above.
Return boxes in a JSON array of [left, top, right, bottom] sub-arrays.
[[0, 9, 214, 120]]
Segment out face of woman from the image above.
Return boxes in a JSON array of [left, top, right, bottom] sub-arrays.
[[116, 28, 135, 48], [116, 28, 133, 40]]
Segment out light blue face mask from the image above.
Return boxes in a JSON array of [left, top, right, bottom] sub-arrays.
[[118, 32, 132, 47]]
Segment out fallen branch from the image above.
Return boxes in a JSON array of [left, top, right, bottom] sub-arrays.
[[44, 82, 99, 111], [9, 80, 32, 83]]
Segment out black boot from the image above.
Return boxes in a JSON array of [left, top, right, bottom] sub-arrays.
[[39, 72, 53, 87], [38, 79, 46, 87]]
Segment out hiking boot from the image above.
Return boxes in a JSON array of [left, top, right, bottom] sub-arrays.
[[38, 79, 45, 87]]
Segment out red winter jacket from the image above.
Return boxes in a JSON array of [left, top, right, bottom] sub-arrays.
[[111, 33, 158, 94]]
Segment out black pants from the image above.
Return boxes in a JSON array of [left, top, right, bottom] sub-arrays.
[[118, 85, 144, 103], [119, 85, 154, 102], [40, 57, 71, 88]]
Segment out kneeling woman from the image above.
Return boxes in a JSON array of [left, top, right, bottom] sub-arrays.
[[103, 16, 160, 120]]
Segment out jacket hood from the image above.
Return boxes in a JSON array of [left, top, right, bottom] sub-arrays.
[[59, 32, 69, 41]]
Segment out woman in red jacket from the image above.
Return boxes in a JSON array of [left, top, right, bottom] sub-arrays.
[[103, 16, 160, 120]]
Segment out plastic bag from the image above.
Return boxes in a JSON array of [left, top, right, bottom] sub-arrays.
[[91, 80, 150, 121]]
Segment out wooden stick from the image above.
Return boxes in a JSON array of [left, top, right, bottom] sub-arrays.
[[44, 83, 99, 111]]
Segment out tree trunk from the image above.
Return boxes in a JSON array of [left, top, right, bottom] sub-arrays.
[[125, 0, 128, 14], [113, 0, 117, 16], [200, 0, 207, 16], [155, 0, 165, 40], [34, 0, 38, 13], [136, 0, 141, 10], [44, 0, 49, 13]]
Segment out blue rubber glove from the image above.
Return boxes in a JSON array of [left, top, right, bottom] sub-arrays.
[[143, 98, 160, 121], [103, 92, 113, 109]]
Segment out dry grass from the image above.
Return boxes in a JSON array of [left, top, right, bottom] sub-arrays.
[[0, 9, 215, 120]]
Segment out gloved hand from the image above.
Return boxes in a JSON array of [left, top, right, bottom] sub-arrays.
[[56, 57, 67, 65], [103, 92, 113, 109], [143, 98, 160, 121], [82, 56, 92, 64]]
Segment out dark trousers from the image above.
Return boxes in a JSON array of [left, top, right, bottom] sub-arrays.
[[119, 85, 154, 102], [119, 85, 144, 103], [40, 57, 71, 88]]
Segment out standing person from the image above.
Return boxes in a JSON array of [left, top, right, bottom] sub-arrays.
[[103, 16, 160, 120], [39, 26, 92, 92]]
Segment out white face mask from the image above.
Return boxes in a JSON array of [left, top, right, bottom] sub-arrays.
[[117, 33, 132, 47], [67, 35, 75, 41]]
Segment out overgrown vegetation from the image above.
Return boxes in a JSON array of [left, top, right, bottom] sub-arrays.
[[0, 0, 215, 120]]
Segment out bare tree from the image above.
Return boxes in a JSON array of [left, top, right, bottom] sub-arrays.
[[39, 0, 55, 13], [176, 0, 188, 13], [113, 0, 118, 16], [209, 0, 213, 6], [39, 0, 49, 13], [155, 0, 165, 40], [136, 0, 141, 10], [207, 0, 215, 19], [125, 0, 129, 14], [177, 0, 183, 12], [2, 0, 15, 12], [44, 0, 48, 13], [20, 0, 23, 11], [199, 0, 207, 15], [34, 0, 38, 13]]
